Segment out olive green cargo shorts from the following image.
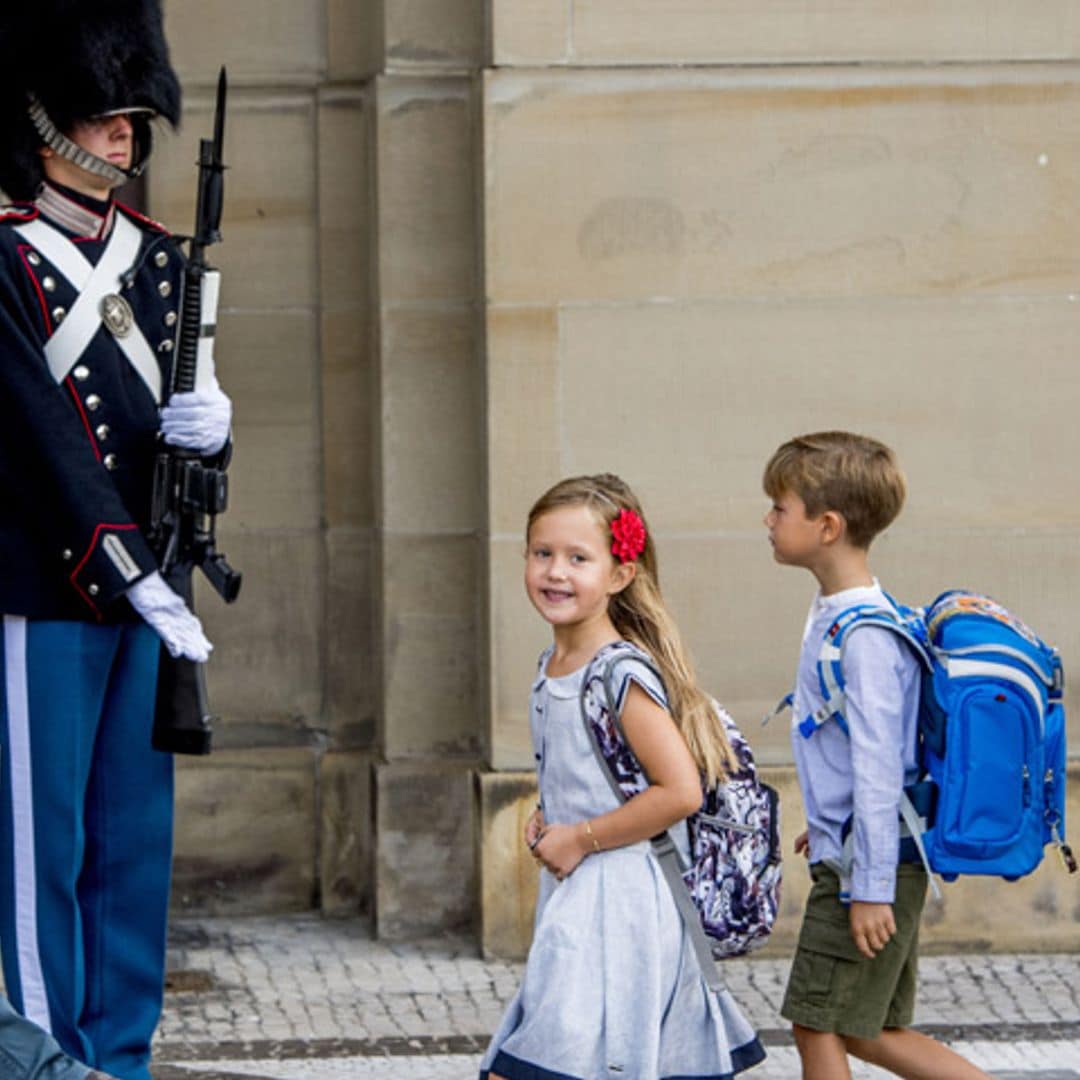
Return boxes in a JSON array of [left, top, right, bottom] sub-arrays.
[[780, 862, 928, 1040]]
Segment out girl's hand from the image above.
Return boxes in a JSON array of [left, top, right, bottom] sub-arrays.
[[794, 829, 810, 858], [524, 807, 545, 849], [532, 823, 588, 881]]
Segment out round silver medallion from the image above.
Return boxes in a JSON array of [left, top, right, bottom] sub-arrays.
[[100, 293, 134, 338]]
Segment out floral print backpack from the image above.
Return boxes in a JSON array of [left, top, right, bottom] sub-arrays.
[[580, 641, 782, 989]]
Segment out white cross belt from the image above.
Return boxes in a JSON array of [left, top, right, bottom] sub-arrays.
[[15, 215, 162, 403]]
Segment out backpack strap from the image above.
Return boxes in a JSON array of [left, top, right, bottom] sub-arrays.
[[898, 788, 942, 900], [800, 604, 932, 740], [580, 644, 728, 994], [806, 604, 942, 900], [828, 783, 942, 902], [580, 641, 658, 805], [761, 692, 794, 727], [651, 834, 727, 994]]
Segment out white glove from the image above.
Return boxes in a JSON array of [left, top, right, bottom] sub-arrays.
[[126, 571, 213, 662], [160, 381, 232, 456]]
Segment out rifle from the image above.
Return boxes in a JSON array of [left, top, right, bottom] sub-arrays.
[[148, 67, 241, 755]]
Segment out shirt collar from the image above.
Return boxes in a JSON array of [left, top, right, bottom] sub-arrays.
[[801, 578, 887, 647], [35, 181, 116, 239], [812, 578, 885, 615]]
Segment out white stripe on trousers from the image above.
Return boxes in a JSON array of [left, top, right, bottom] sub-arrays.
[[3, 616, 50, 1030]]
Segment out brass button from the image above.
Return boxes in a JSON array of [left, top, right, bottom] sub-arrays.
[[85, 394, 102, 411], [61, 548, 72, 561], [88, 584, 100, 596], [73, 365, 90, 381], [95, 424, 110, 441], [154, 251, 169, 268], [157, 281, 172, 298], [103, 453, 118, 470], [164, 311, 177, 327], [158, 339, 174, 353], [52, 307, 66, 323], [42, 275, 56, 292], [27, 251, 41, 266]]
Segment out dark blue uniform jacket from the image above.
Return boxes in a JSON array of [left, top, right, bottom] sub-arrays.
[[0, 187, 185, 621]]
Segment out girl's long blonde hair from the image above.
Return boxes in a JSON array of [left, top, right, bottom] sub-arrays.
[[527, 473, 737, 783]]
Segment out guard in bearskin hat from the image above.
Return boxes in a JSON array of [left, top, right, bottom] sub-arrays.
[[0, 4, 232, 1078]]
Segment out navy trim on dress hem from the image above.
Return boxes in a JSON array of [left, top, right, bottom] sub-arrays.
[[662, 1036, 768, 1078], [480, 1037, 766, 1080], [731, 1036, 768, 1074], [481, 1050, 581, 1080]]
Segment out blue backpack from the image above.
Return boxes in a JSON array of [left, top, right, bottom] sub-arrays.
[[800, 590, 1075, 891]]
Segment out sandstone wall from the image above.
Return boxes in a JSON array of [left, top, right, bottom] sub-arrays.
[[128, 3, 1080, 953], [480, 5, 1080, 954]]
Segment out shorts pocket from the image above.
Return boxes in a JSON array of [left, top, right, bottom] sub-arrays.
[[786, 913, 916, 1039], [788, 949, 839, 1005], [789, 915, 866, 1012], [798, 914, 867, 964]]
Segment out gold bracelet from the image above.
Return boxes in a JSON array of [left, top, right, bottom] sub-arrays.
[[584, 819, 601, 854]]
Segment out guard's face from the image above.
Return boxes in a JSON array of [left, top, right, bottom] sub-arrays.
[[39, 112, 135, 198], [68, 113, 135, 172]]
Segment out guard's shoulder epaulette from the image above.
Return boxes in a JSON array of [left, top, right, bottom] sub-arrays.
[[0, 204, 39, 226], [116, 202, 171, 235]]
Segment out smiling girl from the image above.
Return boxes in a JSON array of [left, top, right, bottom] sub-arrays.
[[479, 473, 765, 1080]]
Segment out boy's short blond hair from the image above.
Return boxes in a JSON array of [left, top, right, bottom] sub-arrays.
[[763, 431, 906, 549]]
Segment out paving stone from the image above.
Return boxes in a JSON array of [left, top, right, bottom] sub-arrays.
[[152, 915, 1080, 1078]]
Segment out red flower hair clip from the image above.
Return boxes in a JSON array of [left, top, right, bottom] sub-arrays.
[[610, 509, 647, 563]]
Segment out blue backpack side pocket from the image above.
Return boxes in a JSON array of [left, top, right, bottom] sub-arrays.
[[922, 661, 1044, 877]]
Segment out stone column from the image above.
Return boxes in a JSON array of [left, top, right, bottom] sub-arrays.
[[156, 0, 489, 931], [367, 2, 486, 938], [155, 2, 332, 915]]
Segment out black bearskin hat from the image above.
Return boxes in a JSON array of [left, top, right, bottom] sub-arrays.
[[0, 1, 181, 200]]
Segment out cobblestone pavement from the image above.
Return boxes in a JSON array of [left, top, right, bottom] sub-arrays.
[[152, 915, 1080, 1080]]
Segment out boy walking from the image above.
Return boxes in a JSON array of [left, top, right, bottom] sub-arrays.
[[763, 432, 990, 1079]]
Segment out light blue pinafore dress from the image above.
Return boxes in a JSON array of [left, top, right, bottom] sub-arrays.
[[480, 647, 766, 1080]]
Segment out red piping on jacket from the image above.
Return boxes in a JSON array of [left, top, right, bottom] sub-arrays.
[[63, 378, 103, 463], [17, 245, 52, 337], [69, 522, 139, 618]]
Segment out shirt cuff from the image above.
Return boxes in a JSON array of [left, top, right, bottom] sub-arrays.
[[851, 866, 897, 904]]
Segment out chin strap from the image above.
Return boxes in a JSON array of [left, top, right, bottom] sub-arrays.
[[28, 97, 146, 187]]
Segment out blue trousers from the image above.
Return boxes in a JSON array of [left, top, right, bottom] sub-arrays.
[[0, 618, 173, 1080]]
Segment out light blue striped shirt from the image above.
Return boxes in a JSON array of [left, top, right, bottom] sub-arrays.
[[791, 581, 922, 903]]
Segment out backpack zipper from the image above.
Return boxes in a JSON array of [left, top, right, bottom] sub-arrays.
[[696, 812, 756, 834]]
